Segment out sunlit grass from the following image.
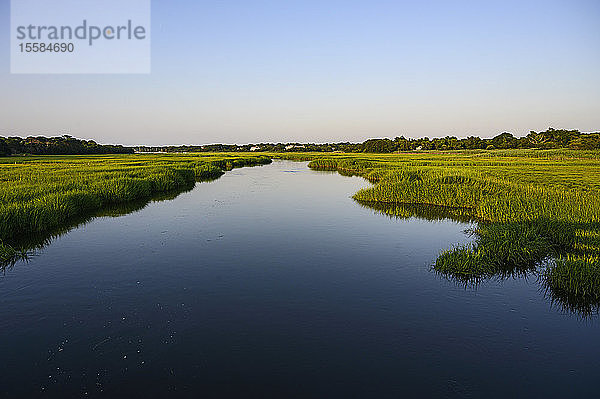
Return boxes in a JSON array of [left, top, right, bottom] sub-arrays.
[[0, 153, 271, 263], [281, 150, 600, 313]]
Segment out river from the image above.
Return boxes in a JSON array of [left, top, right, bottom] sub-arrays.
[[1, 160, 598, 398]]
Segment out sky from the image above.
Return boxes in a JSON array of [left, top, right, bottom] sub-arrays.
[[1, 0, 599, 146]]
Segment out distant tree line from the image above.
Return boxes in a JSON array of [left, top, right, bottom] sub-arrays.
[[135, 128, 600, 153], [0, 135, 133, 156], [2, 128, 599, 157], [358, 128, 600, 152]]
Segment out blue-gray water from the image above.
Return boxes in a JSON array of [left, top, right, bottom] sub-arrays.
[[1, 160, 598, 398]]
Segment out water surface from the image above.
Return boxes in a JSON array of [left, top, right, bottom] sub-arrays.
[[1, 160, 598, 398]]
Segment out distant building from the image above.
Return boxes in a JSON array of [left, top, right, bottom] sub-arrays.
[[250, 146, 261, 151], [285, 145, 305, 151]]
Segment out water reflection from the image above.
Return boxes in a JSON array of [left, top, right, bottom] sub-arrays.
[[544, 287, 600, 318], [356, 199, 599, 318], [2, 160, 599, 397], [4, 165, 598, 324], [355, 200, 478, 224], [1, 186, 195, 272]]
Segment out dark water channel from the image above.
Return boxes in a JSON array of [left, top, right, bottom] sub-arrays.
[[1, 160, 598, 398]]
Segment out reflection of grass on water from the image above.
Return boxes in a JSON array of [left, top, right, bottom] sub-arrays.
[[0, 186, 193, 271], [0, 154, 272, 271], [356, 200, 477, 224], [544, 255, 600, 316], [370, 203, 600, 316], [300, 151, 600, 316], [0, 242, 28, 270], [435, 221, 600, 315], [435, 220, 577, 279]]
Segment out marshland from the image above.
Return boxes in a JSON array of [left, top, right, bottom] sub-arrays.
[[290, 150, 600, 313], [0, 154, 271, 262], [1, 150, 600, 397]]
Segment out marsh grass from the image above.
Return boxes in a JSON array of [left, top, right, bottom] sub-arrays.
[[194, 164, 225, 180], [3, 149, 600, 313], [434, 222, 556, 281], [297, 151, 600, 314], [544, 255, 600, 316], [0, 186, 201, 271], [0, 153, 272, 264]]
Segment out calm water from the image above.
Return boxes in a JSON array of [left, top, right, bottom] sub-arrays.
[[1, 160, 598, 398]]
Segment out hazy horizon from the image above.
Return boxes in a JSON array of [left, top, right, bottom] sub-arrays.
[[1, 0, 599, 146]]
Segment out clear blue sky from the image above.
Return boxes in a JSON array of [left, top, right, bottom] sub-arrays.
[[1, 0, 599, 145]]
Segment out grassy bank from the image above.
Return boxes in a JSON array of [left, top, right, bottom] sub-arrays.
[[3, 150, 599, 312], [0, 153, 271, 266], [279, 150, 600, 313]]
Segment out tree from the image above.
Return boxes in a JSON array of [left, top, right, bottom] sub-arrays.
[[490, 132, 517, 149], [362, 138, 394, 153], [0, 138, 9, 156], [0, 135, 133, 155], [569, 133, 600, 150], [394, 136, 410, 151]]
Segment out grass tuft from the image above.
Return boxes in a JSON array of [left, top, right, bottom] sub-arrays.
[[544, 255, 600, 315]]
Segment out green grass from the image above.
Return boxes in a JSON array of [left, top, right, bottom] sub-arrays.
[[3, 149, 600, 313], [434, 221, 562, 281], [544, 255, 600, 315], [279, 150, 600, 313], [0, 153, 271, 266]]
